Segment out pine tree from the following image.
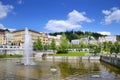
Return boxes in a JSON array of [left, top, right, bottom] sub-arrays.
[[33, 38, 43, 50], [51, 39, 56, 50], [58, 33, 69, 53]]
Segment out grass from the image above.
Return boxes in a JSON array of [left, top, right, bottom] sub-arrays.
[[54, 52, 87, 56], [0, 54, 23, 58]]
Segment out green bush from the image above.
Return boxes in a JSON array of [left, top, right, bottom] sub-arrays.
[[10, 54, 13, 56], [0, 54, 6, 58], [57, 50, 68, 54], [55, 52, 86, 56]]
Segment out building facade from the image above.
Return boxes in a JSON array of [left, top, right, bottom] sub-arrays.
[[11, 29, 48, 46], [0, 29, 11, 45], [98, 36, 116, 43], [48, 35, 61, 46], [71, 39, 80, 45], [71, 36, 97, 45]]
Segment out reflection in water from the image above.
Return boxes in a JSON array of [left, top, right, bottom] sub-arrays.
[[24, 67, 30, 80], [58, 61, 101, 79], [0, 59, 119, 80], [100, 61, 120, 77]]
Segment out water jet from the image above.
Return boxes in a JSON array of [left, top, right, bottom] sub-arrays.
[[23, 27, 35, 65]]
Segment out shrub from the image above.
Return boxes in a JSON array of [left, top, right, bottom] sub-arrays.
[[0, 54, 5, 58], [57, 50, 68, 54]]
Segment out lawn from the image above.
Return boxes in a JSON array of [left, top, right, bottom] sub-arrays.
[[54, 52, 87, 56], [0, 54, 23, 58]]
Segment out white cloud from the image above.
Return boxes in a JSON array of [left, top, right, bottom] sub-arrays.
[[102, 7, 120, 24], [0, 23, 16, 32], [45, 10, 93, 32], [8, 28, 16, 32], [97, 31, 111, 35], [111, 7, 118, 11], [46, 20, 81, 32], [18, 0, 23, 4], [102, 10, 111, 15], [0, 1, 14, 19], [0, 23, 4, 29], [68, 10, 92, 23]]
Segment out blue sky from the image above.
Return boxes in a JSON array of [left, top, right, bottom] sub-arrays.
[[0, 0, 120, 35]]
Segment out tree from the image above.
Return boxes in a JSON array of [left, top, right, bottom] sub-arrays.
[[80, 41, 87, 48], [51, 39, 56, 53], [33, 38, 43, 50], [110, 44, 115, 54], [88, 44, 96, 54], [58, 33, 69, 53], [94, 46, 101, 56], [87, 43, 101, 56], [49, 30, 104, 42], [116, 35, 120, 41], [114, 42, 120, 54], [102, 41, 110, 53], [44, 44, 50, 50], [102, 42, 107, 51], [108, 41, 113, 48], [110, 42, 120, 57]]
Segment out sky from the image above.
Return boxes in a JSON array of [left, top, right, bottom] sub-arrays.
[[0, 0, 120, 35]]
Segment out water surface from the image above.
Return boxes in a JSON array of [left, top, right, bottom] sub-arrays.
[[0, 58, 120, 80]]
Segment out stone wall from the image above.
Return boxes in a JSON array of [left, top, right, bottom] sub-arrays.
[[100, 55, 120, 68], [46, 56, 100, 61], [0, 50, 24, 55]]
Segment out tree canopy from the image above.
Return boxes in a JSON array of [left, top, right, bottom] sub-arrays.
[[33, 38, 43, 50], [49, 30, 105, 41], [51, 39, 56, 50], [58, 33, 69, 53]]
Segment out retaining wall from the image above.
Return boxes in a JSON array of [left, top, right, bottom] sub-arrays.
[[46, 56, 100, 60], [100, 55, 120, 68]]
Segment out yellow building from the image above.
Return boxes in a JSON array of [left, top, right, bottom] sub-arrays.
[[0, 29, 10, 45], [11, 29, 48, 46]]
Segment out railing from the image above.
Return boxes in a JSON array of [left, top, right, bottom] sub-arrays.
[[100, 54, 120, 58], [0, 46, 23, 50], [34, 50, 55, 54]]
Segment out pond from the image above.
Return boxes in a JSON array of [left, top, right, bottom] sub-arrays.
[[0, 58, 120, 80]]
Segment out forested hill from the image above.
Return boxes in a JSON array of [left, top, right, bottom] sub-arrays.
[[117, 35, 120, 41], [49, 31, 105, 41]]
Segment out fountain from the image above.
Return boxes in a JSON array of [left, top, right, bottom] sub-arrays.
[[23, 27, 35, 65]]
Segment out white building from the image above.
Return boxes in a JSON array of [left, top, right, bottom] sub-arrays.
[[71, 36, 97, 45], [98, 35, 116, 43], [48, 35, 61, 45], [88, 36, 97, 44], [71, 38, 89, 45], [80, 38, 89, 44], [71, 39, 80, 44]]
